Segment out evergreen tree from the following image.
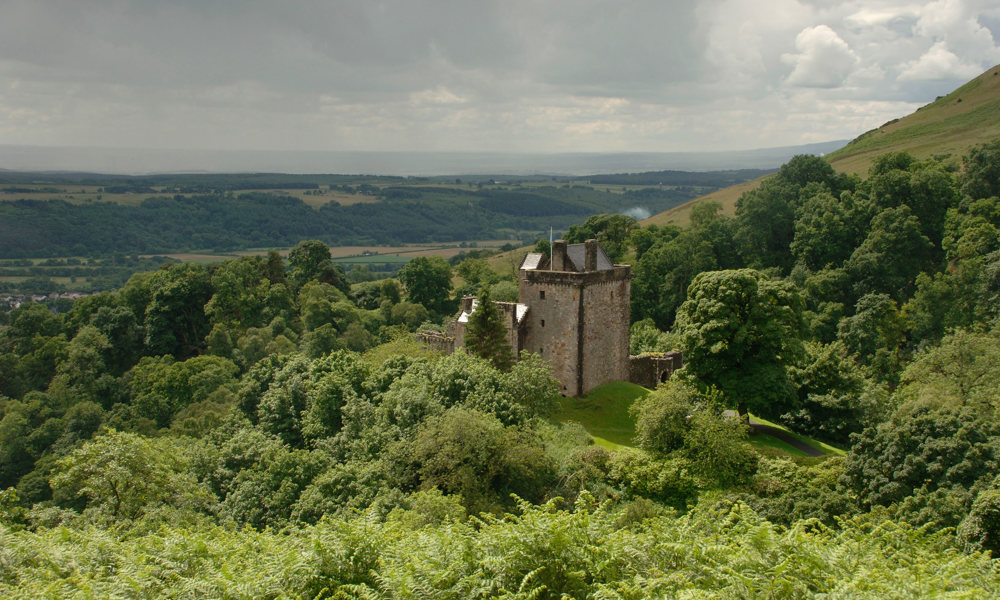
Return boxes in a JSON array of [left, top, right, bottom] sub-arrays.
[[464, 287, 514, 371]]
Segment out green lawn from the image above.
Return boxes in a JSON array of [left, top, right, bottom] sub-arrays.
[[747, 435, 811, 457], [553, 382, 649, 449], [553, 381, 843, 457]]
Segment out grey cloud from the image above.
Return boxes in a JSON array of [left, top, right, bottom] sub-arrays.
[[1, 0, 999, 155]]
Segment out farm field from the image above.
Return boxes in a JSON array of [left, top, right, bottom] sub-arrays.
[[0, 241, 516, 295]]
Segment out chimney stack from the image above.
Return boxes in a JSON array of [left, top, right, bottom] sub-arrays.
[[552, 239, 568, 271], [585, 239, 598, 271]]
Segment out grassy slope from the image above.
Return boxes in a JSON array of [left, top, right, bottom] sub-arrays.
[[826, 64, 1000, 174], [553, 381, 839, 457], [554, 382, 649, 449], [642, 64, 1000, 227]]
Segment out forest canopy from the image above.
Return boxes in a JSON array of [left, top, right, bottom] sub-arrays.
[[3, 144, 1000, 598]]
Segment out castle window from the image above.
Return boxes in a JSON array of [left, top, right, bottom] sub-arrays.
[[540, 319, 545, 327], [539, 290, 546, 299]]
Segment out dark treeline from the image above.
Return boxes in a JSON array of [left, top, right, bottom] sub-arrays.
[[0, 171, 402, 192], [0, 184, 708, 258], [588, 167, 774, 186]]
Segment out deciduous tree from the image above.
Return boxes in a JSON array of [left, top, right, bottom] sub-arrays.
[[674, 269, 803, 418], [398, 256, 453, 316]]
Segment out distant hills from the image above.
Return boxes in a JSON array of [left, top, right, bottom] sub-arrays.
[[646, 64, 1000, 226], [0, 141, 847, 177]]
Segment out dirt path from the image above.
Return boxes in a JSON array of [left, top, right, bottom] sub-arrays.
[[722, 410, 826, 457], [747, 418, 824, 457]]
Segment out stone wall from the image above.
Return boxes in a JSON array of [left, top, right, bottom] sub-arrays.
[[417, 330, 455, 354], [519, 274, 583, 395], [629, 351, 684, 389], [580, 276, 631, 394], [519, 264, 631, 397]]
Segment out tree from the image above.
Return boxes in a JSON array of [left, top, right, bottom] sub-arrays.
[[630, 229, 720, 329], [1, 302, 61, 355], [845, 205, 934, 301], [205, 256, 273, 330], [89, 305, 144, 375], [50, 429, 204, 521], [564, 214, 637, 262], [464, 287, 514, 371], [632, 379, 706, 455], [734, 178, 799, 271], [865, 154, 958, 247], [961, 139, 1000, 201], [391, 407, 554, 513], [959, 474, 1000, 555], [674, 269, 803, 418], [398, 256, 453, 316], [781, 341, 870, 445], [128, 354, 239, 429], [893, 329, 1000, 412], [790, 191, 861, 270], [288, 240, 349, 294], [843, 405, 1000, 511], [682, 409, 757, 486], [776, 154, 847, 191], [143, 263, 213, 358], [836, 292, 907, 383]]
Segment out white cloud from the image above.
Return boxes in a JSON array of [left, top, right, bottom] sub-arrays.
[[409, 87, 468, 106], [783, 25, 860, 88], [898, 41, 984, 80], [914, 0, 999, 56]]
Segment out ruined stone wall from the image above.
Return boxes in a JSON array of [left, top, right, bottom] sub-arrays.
[[417, 330, 455, 354], [629, 351, 684, 389], [495, 301, 526, 354]]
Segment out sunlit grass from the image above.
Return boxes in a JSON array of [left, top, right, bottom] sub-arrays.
[[553, 381, 649, 448], [554, 381, 843, 457]]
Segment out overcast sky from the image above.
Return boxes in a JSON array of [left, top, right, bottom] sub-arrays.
[[2, 0, 999, 155]]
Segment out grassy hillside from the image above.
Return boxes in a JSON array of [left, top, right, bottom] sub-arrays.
[[642, 178, 759, 227], [826, 64, 1000, 174], [643, 64, 1000, 227]]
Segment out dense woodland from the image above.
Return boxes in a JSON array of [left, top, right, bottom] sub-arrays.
[[2, 144, 1000, 597], [0, 169, 771, 259]]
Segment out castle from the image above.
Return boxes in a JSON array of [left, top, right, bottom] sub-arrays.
[[427, 239, 681, 396]]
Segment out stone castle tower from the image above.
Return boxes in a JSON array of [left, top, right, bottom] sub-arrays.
[[517, 239, 631, 396], [437, 238, 677, 396]]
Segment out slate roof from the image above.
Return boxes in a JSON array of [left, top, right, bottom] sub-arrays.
[[565, 243, 614, 272], [520, 252, 547, 270]]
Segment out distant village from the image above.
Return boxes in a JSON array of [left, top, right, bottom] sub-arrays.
[[1, 291, 96, 312]]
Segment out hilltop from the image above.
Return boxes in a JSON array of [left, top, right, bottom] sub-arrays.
[[826, 64, 1000, 173], [644, 64, 1000, 226]]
